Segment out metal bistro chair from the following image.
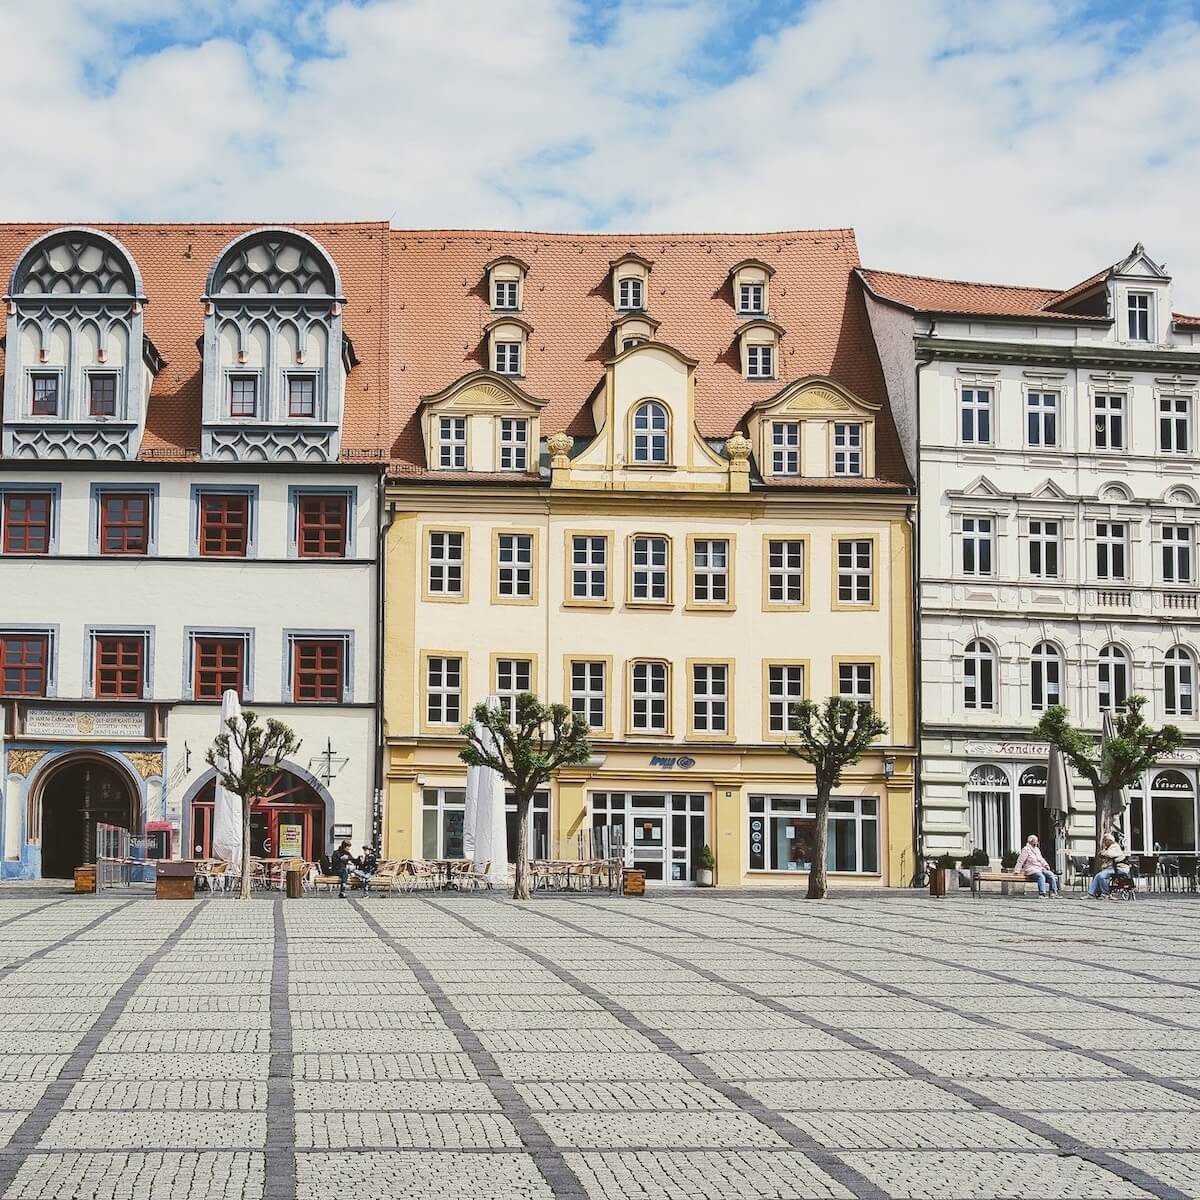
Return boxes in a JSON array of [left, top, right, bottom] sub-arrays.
[[1069, 855, 1092, 894], [1137, 855, 1159, 893]]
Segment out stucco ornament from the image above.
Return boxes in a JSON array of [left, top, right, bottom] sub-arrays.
[[125, 752, 164, 780], [724, 432, 752, 462], [547, 432, 574, 466], [7, 750, 48, 778]]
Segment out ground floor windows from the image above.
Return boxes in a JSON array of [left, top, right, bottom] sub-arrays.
[[1127, 769, 1198, 853], [967, 764, 1011, 858], [590, 792, 708, 883], [748, 794, 879, 874], [421, 787, 551, 862]]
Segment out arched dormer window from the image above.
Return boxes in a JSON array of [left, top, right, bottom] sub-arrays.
[[738, 320, 783, 380], [610, 253, 652, 312], [485, 317, 531, 377], [484, 256, 528, 311], [1030, 642, 1061, 711], [1165, 646, 1195, 718], [729, 259, 775, 316], [963, 639, 996, 711], [202, 228, 346, 463], [3, 228, 152, 460], [631, 401, 669, 464]]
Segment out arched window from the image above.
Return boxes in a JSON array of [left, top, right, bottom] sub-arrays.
[[1098, 644, 1129, 713], [1030, 642, 1061, 712], [1165, 647, 1195, 718], [1149, 769, 1196, 852], [632, 401, 668, 464], [963, 639, 996, 711], [967, 764, 1011, 858]]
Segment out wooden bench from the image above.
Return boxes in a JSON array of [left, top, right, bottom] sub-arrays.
[[971, 871, 1032, 897]]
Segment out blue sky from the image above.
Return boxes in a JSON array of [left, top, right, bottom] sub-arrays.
[[3, 0, 1200, 306]]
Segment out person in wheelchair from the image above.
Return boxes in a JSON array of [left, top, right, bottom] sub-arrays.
[[1088, 832, 1130, 898]]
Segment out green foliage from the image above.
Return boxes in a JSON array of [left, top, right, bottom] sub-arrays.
[[962, 848, 990, 868], [935, 852, 958, 869], [1000, 850, 1019, 870], [785, 697, 888, 791], [697, 844, 715, 870], [205, 710, 301, 802]]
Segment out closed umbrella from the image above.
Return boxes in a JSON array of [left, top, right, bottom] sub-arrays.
[[467, 696, 508, 887], [211, 689, 244, 879], [1102, 710, 1127, 842], [1044, 743, 1073, 876]]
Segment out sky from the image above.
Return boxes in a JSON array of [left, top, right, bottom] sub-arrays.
[[2, 0, 1199, 306]]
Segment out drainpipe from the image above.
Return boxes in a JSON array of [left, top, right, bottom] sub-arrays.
[[910, 346, 933, 885], [372, 471, 395, 852]]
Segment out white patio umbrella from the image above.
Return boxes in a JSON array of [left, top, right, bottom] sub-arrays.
[[1102, 710, 1128, 842], [211, 689, 244, 877], [467, 695, 508, 887], [1045, 743, 1073, 876]]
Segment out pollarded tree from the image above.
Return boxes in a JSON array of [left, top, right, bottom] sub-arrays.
[[785, 696, 887, 899], [460, 693, 592, 900], [1035, 697, 1181, 859]]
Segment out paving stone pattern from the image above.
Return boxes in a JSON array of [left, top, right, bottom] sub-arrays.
[[0, 892, 1197, 1197]]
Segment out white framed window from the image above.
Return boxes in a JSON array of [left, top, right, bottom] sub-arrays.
[[766, 539, 805, 605], [493, 279, 519, 310], [691, 663, 729, 734], [837, 662, 874, 704], [833, 423, 863, 476], [1159, 396, 1191, 454], [1098, 644, 1129, 713], [961, 516, 993, 577], [963, 639, 996, 711], [771, 422, 799, 475], [571, 535, 607, 601], [617, 277, 643, 310], [1163, 525, 1193, 584], [691, 539, 729, 605], [621, 337, 643, 352], [495, 657, 532, 724], [747, 344, 774, 379], [766, 664, 805, 734], [425, 655, 462, 726], [438, 416, 466, 469], [748, 794, 879, 874], [497, 533, 534, 599], [1031, 641, 1061, 712], [495, 341, 521, 375], [1096, 521, 1127, 581], [427, 531, 464, 596], [1026, 391, 1058, 448], [960, 388, 992, 445], [739, 283, 764, 314], [632, 401, 668, 464], [630, 535, 669, 602], [422, 787, 551, 861], [1028, 519, 1060, 579], [570, 660, 607, 731], [836, 538, 873, 605], [1127, 292, 1151, 341], [631, 661, 668, 732], [499, 417, 529, 470], [1165, 646, 1195, 718], [1094, 394, 1125, 450]]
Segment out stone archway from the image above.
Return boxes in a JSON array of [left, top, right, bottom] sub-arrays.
[[36, 755, 140, 879]]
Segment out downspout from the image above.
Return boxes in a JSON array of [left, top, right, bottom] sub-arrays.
[[372, 470, 395, 852], [910, 345, 932, 885]]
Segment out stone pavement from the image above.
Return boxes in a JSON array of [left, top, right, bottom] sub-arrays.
[[0, 890, 1197, 1199]]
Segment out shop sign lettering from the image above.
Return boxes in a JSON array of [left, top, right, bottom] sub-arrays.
[[649, 755, 695, 769]]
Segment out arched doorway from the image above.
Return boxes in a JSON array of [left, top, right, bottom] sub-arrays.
[[39, 757, 139, 879]]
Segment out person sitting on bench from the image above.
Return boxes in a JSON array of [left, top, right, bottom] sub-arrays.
[[1014, 834, 1059, 897]]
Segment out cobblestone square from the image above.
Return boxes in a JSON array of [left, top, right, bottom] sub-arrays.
[[0, 890, 1197, 1199]]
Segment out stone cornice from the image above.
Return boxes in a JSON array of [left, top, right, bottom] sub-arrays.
[[916, 337, 1200, 373]]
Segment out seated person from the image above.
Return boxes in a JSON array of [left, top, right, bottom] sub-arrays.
[[1089, 833, 1127, 898], [1014, 834, 1059, 897], [352, 845, 380, 891], [331, 840, 355, 898]]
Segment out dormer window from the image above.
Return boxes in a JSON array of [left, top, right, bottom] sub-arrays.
[[89, 375, 117, 417], [495, 341, 521, 375], [747, 344, 774, 379], [30, 375, 59, 417], [739, 320, 782, 381], [632, 401, 669, 464], [622, 338, 643, 351], [609, 253, 652, 312], [439, 416, 467, 469], [730, 259, 774, 317], [229, 376, 259, 418], [739, 283, 765, 315], [486, 317, 531, 377], [1127, 292, 1152, 341], [618, 277, 643, 310], [485, 257, 529, 313], [611, 313, 659, 356]]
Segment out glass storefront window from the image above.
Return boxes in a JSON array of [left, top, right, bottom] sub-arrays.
[[421, 787, 549, 859], [1149, 770, 1196, 851], [747, 795, 880, 874]]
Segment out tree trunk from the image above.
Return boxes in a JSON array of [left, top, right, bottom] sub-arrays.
[[807, 785, 830, 900], [240, 794, 251, 900], [512, 793, 531, 901], [1094, 783, 1114, 864]]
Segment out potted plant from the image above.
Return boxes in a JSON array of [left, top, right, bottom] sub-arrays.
[[1000, 850, 1019, 871], [696, 844, 716, 888], [930, 851, 958, 897]]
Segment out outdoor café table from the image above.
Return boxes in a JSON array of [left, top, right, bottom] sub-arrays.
[[255, 859, 287, 889]]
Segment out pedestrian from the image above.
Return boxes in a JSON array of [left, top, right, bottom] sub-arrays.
[[1014, 834, 1059, 897], [1088, 832, 1127, 898]]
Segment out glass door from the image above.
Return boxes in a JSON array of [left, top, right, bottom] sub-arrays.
[[631, 814, 665, 880]]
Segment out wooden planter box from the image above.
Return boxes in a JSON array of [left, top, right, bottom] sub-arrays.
[[622, 869, 646, 897], [73, 865, 96, 894], [155, 860, 195, 901]]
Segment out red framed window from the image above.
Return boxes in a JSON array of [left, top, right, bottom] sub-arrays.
[[199, 493, 250, 558], [99, 492, 150, 555], [89, 374, 117, 416], [0, 634, 49, 697], [288, 376, 316, 417], [297, 494, 348, 558], [94, 635, 144, 698], [2, 492, 52, 554], [292, 639, 344, 703], [193, 637, 245, 701], [229, 376, 258, 418], [30, 374, 59, 416]]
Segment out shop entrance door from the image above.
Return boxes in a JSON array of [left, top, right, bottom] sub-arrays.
[[630, 814, 665, 880], [589, 793, 710, 884]]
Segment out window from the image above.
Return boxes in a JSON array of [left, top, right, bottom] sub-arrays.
[[960, 388, 992, 444], [632, 402, 668, 464], [570, 535, 607, 602], [967, 765, 1011, 859], [199, 494, 250, 558], [630, 535, 669, 603], [495, 341, 521, 375], [1165, 647, 1195, 718], [297, 494, 348, 558], [89, 374, 117, 417], [439, 416, 467, 469], [422, 787, 551, 861], [748, 794, 879, 874], [961, 516, 993, 577], [1098, 644, 1129, 713], [1026, 391, 1058, 448], [690, 663, 729, 735], [1163, 525, 1193, 584], [30, 374, 59, 416], [93, 635, 145, 699], [833, 423, 863, 476], [495, 658, 532, 724], [499, 418, 529, 470], [837, 662, 874, 704], [292, 639, 344, 703], [426, 655, 462, 726], [496, 532, 534, 600], [771, 422, 799, 475], [747, 344, 774, 379], [691, 539, 730, 605], [2, 492, 52, 555], [1095, 394, 1124, 450], [621, 337, 643, 351], [766, 663, 805, 735], [766, 539, 805, 605], [1028, 519, 1059, 579], [739, 283, 764, 314], [1128, 292, 1151, 341], [570, 660, 607, 731], [1096, 521, 1127, 581], [99, 492, 150, 556], [630, 661, 668, 732], [1160, 396, 1190, 454], [288, 376, 316, 418], [836, 538, 873, 605], [229, 375, 258, 418], [494, 279, 519, 310], [617, 278, 643, 310], [193, 637, 246, 701], [0, 633, 49, 697], [428, 531, 465, 597], [963, 639, 995, 711], [1030, 641, 1061, 712]]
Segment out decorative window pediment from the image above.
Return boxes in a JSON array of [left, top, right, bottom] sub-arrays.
[[484, 256, 529, 311]]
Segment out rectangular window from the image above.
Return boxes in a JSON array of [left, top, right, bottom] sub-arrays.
[[494, 280, 518, 309], [297, 493, 348, 558], [1026, 391, 1058, 447], [766, 664, 805, 735], [747, 344, 774, 378], [691, 663, 729, 734], [766, 539, 805, 605], [739, 283, 764, 314], [99, 492, 150, 556], [30, 374, 59, 417], [426, 655, 462, 726], [691, 539, 730, 605], [570, 535, 607, 602], [495, 342, 521, 375], [2, 492, 52, 555], [833, 423, 863, 476], [748, 794, 879, 874], [193, 637, 246, 701], [292, 639, 344, 703], [630, 661, 668, 732], [1163, 525, 1192, 584], [1095, 394, 1125, 450], [618, 278, 643, 309], [0, 633, 49, 697], [1096, 521, 1127, 581], [199, 493, 250, 558], [771, 422, 799, 475], [288, 376, 317, 418], [229, 375, 258, 418], [961, 516, 993, 577], [1128, 292, 1151, 341], [94, 635, 145, 699], [495, 657, 532, 724], [836, 539, 873, 605], [960, 388, 992, 444], [630, 535, 669, 603], [570, 660, 607, 731], [496, 533, 534, 599], [89, 374, 117, 417], [499, 418, 528, 470], [439, 416, 467, 468], [428, 531, 465, 597], [1160, 396, 1190, 454], [1028, 519, 1060, 579], [838, 662, 874, 704]]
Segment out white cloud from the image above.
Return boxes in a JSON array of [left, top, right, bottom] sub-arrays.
[[1, 0, 1198, 306]]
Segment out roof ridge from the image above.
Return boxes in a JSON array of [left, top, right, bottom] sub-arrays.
[[860, 266, 1061, 295], [389, 227, 858, 240], [0, 220, 388, 230]]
